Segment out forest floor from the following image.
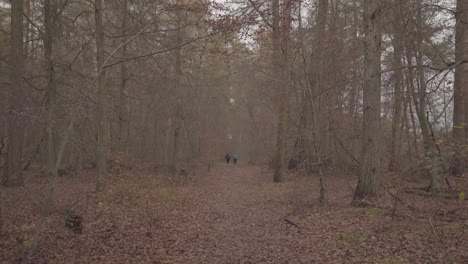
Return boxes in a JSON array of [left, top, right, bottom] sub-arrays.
[[1, 164, 468, 263]]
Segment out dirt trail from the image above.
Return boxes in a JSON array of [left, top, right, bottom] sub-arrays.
[[149, 166, 468, 264], [154, 165, 323, 263], [3, 165, 467, 263]]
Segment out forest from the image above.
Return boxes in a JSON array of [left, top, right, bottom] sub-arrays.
[[1, 0, 467, 263]]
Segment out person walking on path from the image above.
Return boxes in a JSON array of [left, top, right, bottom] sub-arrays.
[[225, 153, 231, 165], [233, 153, 238, 165]]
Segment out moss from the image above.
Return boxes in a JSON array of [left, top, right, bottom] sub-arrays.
[[434, 223, 468, 233], [403, 188, 462, 199], [342, 230, 369, 247], [138, 180, 163, 190], [340, 206, 384, 219], [446, 256, 463, 264], [385, 224, 401, 239], [159, 188, 175, 204], [12, 224, 35, 249], [380, 256, 407, 264]]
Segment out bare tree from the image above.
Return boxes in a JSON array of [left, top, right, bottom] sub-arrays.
[[389, 0, 404, 172], [354, 0, 382, 200], [272, 0, 285, 183], [170, 0, 184, 175], [116, 0, 129, 153], [313, 0, 328, 202], [95, 0, 108, 190], [453, 0, 468, 175], [2, 0, 25, 187], [44, 0, 57, 176]]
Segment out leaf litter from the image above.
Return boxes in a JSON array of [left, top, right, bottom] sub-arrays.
[[1, 165, 467, 263]]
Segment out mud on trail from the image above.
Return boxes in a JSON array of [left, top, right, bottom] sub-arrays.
[[1, 165, 468, 263]]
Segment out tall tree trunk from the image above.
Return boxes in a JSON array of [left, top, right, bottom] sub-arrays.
[[117, 0, 128, 152], [170, 1, 183, 175], [3, 0, 25, 187], [303, 0, 328, 176], [414, 3, 432, 153], [349, 0, 362, 159], [281, 0, 292, 164], [315, 0, 328, 201], [454, 0, 468, 175], [406, 76, 419, 155], [95, 0, 108, 190], [401, 99, 413, 159], [45, 0, 57, 176], [347, 0, 360, 117], [289, 0, 309, 172], [272, 0, 285, 183], [271, 0, 281, 174], [354, 0, 381, 200], [389, 1, 404, 172], [412, 0, 441, 192], [454, 1, 466, 142], [25, 0, 31, 55], [463, 0, 468, 142]]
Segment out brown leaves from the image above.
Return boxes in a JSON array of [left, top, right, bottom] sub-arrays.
[[1, 165, 468, 263]]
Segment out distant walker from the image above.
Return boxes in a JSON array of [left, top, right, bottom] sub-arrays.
[[233, 153, 238, 165], [225, 153, 231, 165]]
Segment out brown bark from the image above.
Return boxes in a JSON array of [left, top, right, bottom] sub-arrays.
[[463, 0, 468, 141], [272, 0, 284, 183], [389, 1, 404, 172], [454, 1, 466, 142], [117, 0, 128, 153], [347, 0, 360, 117], [95, 0, 108, 190], [45, 0, 57, 176], [414, 0, 440, 192], [354, 0, 382, 200], [170, 0, 183, 175], [3, 0, 25, 187], [313, 0, 328, 202], [454, 0, 468, 175]]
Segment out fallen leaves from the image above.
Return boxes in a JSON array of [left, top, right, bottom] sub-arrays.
[[1, 165, 467, 263]]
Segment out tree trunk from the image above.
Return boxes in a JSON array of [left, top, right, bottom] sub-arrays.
[[45, 0, 57, 176], [170, 2, 183, 176], [414, 0, 440, 192], [454, 0, 466, 142], [463, 0, 468, 142], [281, 0, 292, 168], [454, 0, 468, 175], [389, 2, 404, 172], [3, 0, 25, 187], [347, 0, 360, 117], [272, 0, 285, 183], [117, 0, 128, 152], [291, 0, 309, 173], [95, 0, 108, 190], [315, 0, 328, 202], [354, 0, 381, 200], [25, 0, 31, 55]]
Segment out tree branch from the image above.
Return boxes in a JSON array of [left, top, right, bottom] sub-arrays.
[[247, 0, 273, 29]]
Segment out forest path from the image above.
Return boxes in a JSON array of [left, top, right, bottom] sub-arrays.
[[5, 164, 467, 263], [155, 165, 324, 263]]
